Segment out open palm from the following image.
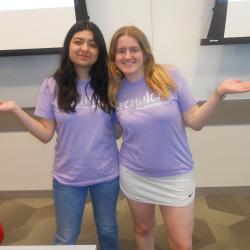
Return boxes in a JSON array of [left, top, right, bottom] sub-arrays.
[[0, 100, 16, 112], [218, 79, 250, 95]]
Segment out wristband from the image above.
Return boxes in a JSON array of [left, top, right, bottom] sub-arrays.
[[214, 89, 226, 101]]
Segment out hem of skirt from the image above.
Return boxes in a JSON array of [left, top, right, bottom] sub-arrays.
[[120, 183, 195, 207]]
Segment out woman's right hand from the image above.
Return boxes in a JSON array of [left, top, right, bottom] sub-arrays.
[[0, 100, 55, 143], [0, 100, 18, 112]]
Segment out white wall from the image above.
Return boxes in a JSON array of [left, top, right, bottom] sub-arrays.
[[2, 0, 250, 106], [189, 126, 250, 187], [0, 0, 250, 191], [151, 0, 250, 100], [1, 126, 250, 191], [0, 133, 54, 191]]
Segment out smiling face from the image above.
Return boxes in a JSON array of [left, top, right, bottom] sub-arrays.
[[69, 30, 99, 73], [115, 35, 145, 82]]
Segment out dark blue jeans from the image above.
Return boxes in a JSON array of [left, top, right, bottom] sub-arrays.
[[53, 177, 120, 250]]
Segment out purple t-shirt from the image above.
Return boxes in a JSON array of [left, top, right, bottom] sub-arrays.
[[116, 67, 197, 177], [34, 77, 119, 186]]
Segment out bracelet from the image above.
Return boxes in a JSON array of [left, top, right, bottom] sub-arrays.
[[214, 89, 226, 101]]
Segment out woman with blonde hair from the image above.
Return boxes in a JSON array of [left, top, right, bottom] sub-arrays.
[[108, 25, 250, 250]]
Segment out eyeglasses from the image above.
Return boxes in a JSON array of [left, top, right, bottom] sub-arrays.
[[116, 47, 141, 56]]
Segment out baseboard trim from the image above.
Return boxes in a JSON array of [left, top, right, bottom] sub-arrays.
[[0, 186, 250, 198], [0, 190, 52, 198], [196, 186, 250, 195]]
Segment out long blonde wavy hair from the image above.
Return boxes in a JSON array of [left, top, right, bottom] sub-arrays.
[[108, 25, 176, 107]]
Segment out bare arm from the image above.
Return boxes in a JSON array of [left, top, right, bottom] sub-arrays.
[[0, 100, 55, 143], [183, 79, 250, 131]]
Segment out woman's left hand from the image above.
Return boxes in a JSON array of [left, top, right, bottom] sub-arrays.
[[217, 79, 250, 96]]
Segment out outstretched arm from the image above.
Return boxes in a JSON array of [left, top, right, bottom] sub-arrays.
[[0, 100, 55, 143], [183, 79, 250, 131]]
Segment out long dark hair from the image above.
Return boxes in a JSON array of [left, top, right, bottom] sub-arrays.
[[54, 20, 111, 113]]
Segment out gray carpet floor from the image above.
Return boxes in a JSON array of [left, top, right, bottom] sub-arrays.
[[1, 192, 250, 250]]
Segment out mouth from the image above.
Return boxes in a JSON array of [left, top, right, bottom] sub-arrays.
[[122, 60, 135, 65], [79, 53, 89, 57], [78, 55, 90, 61]]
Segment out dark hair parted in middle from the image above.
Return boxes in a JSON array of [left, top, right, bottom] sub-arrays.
[[54, 20, 111, 113]]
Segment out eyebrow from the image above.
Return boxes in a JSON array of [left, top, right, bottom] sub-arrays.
[[117, 46, 140, 49], [72, 37, 95, 42]]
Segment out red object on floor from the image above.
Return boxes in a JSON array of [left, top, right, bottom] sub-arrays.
[[0, 223, 4, 244]]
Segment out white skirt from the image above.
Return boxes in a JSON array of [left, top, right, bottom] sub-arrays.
[[120, 164, 195, 207]]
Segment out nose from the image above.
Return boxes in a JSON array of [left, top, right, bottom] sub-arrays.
[[124, 49, 132, 59], [80, 42, 88, 51]]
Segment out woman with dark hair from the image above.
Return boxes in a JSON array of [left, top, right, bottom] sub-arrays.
[[0, 20, 119, 249], [108, 25, 250, 250]]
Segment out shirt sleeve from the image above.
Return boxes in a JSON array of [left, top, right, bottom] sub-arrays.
[[34, 77, 56, 120], [167, 66, 197, 113]]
